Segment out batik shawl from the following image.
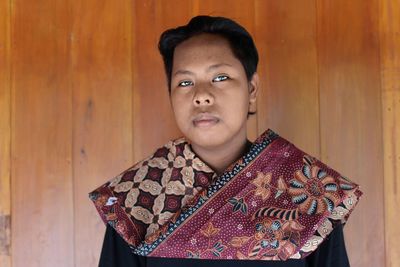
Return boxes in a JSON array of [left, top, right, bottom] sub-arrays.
[[89, 129, 362, 261]]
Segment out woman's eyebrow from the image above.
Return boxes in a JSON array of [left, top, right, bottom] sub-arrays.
[[207, 63, 233, 71], [173, 63, 233, 77], [173, 69, 194, 77]]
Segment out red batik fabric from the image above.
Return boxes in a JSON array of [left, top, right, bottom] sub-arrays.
[[89, 129, 362, 261]]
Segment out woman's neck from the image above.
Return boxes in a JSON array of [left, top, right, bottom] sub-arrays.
[[190, 137, 252, 175]]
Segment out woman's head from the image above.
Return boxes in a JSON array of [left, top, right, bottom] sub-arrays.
[[157, 16, 259, 152], [158, 15, 259, 91]]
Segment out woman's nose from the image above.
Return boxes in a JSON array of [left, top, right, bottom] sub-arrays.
[[193, 86, 214, 106]]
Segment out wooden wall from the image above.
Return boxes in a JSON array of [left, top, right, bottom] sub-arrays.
[[0, 0, 398, 266], [0, 0, 11, 265], [381, 0, 400, 266]]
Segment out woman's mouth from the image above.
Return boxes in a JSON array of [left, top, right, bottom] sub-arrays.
[[193, 113, 220, 127]]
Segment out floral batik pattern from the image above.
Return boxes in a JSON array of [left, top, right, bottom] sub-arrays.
[[288, 155, 341, 215], [231, 218, 302, 260], [90, 129, 362, 260], [186, 222, 227, 259]]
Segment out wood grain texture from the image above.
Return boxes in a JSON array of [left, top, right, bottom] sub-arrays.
[[194, 0, 258, 141], [0, 0, 11, 265], [71, 0, 133, 266], [380, 0, 400, 266], [317, 1, 384, 266], [132, 0, 189, 162], [3, 1, 394, 266], [255, 0, 320, 156], [10, 0, 74, 266]]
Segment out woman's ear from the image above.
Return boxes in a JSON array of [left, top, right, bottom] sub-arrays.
[[249, 72, 259, 104]]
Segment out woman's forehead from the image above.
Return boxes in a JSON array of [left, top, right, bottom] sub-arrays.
[[172, 34, 241, 73], [175, 34, 232, 54]]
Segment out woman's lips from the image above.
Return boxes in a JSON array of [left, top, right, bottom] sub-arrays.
[[193, 114, 219, 127]]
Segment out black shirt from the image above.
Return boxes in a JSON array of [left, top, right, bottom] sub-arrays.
[[98, 224, 350, 267]]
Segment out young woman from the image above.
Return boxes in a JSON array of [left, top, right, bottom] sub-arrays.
[[90, 16, 362, 267]]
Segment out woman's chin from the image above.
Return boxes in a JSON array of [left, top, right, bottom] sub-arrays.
[[188, 134, 225, 150]]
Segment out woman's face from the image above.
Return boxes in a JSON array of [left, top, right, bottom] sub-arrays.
[[170, 34, 258, 150]]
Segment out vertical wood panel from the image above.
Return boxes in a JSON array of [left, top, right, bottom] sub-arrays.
[[255, 0, 320, 156], [194, 0, 258, 141], [317, 1, 384, 266], [132, 0, 190, 162], [380, 0, 400, 266], [71, 1, 133, 266], [11, 1, 74, 266], [0, 0, 11, 266]]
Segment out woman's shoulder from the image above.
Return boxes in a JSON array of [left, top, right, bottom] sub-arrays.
[[99, 223, 349, 267]]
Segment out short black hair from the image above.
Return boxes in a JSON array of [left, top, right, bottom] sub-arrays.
[[158, 15, 259, 91]]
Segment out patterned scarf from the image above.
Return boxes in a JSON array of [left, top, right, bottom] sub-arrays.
[[89, 129, 362, 260]]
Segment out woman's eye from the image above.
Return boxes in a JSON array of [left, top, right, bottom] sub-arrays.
[[213, 75, 229, 82], [178, 80, 194, 87]]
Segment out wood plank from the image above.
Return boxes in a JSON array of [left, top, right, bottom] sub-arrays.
[[380, 0, 400, 266], [70, 1, 133, 266], [0, 0, 11, 266], [10, 0, 74, 266], [317, 1, 384, 266], [254, 0, 320, 156], [194, 0, 258, 141], [132, 0, 190, 162]]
